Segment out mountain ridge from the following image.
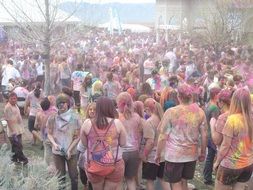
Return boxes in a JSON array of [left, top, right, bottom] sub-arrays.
[[59, 2, 155, 25]]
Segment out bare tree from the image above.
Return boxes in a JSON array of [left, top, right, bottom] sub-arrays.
[[0, 0, 81, 95], [194, 0, 244, 49]]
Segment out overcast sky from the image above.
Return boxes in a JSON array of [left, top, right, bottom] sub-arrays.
[[77, 0, 155, 3]]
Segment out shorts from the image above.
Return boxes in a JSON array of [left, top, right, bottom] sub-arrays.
[[73, 91, 81, 107], [216, 164, 253, 185], [28, 116, 36, 133], [122, 150, 140, 178], [163, 161, 196, 183], [142, 162, 165, 180], [86, 159, 125, 183]]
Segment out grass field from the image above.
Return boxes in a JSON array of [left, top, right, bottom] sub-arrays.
[[0, 102, 213, 190]]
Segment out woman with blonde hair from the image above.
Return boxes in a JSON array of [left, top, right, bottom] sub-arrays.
[[214, 88, 253, 190], [78, 102, 96, 190], [116, 92, 143, 190], [90, 80, 103, 102], [141, 98, 170, 190]]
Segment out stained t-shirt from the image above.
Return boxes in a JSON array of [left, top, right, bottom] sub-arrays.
[[215, 112, 229, 135], [103, 81, 121, 100], [47, 109, 81, 156], [71, 71, 89, 91], [119, 112, 143, 152], [221, 114, 253, 169], [143, 115, 160, 163], [26, 90, 45, 116], [160, 103, 207, 162]]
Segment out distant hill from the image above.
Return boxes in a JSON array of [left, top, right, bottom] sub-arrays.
[[59, 2, 155, 25]]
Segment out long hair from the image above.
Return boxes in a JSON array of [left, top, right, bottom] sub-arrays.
[[144, 98, 164, 120], [160, 87, 171, 108], [229, 88, 253, 141], [95, 97, 117, 129], [85, 102, 96, 119], [83, 74, 92, 91], [168, 89, 179, 105], [140, 82, 153, 96], [116, 92, 133, 120], [133, 101, 144, 118]]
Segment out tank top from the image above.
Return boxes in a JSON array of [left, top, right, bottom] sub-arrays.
[[86, 120, 123, 161]]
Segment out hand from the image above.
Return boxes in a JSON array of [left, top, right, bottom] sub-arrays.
[[154, 155, 161, 166], [66, 150, 71, 160], [210, 118, 216, 128], [24, 110, 29, 116], [53, 144, 61, 151], [213, 161, 220, 173], [140, 154, 147, 163], [198, 153, 206, 162]]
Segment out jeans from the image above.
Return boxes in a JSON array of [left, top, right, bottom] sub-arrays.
[[53, 154, 78, 190], [8, 134, 28, 163], [203, 147, 216, 182]]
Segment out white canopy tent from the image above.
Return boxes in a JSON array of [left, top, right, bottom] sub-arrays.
[[99, 22, 151, 33]]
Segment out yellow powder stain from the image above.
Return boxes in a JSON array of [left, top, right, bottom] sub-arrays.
[[229, 114, 244, 129], [238, 141, 244, 150], [185, 111, 201, 127], [106, 136, 113, 144]]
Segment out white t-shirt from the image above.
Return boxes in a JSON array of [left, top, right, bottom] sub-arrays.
[[36, 62, 44, 76], [143, 59, 154, 75], [13, 87, 29, 99], [165, 51, 176, 72], [26, 90, 44, 116], [1, 65, 20, 86]]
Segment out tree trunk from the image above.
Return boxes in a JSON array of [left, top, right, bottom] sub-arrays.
[[44, 0, 51, 95], [43, 42, 50, 95]]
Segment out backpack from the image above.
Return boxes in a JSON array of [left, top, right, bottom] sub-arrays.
[[86, 119, 119, 176]]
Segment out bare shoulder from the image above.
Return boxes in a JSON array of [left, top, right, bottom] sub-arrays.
[[4, 103, 10, 110], [81, 119, 92, 134], [114, 119, 124, 132], [114, 118, 122, 126]]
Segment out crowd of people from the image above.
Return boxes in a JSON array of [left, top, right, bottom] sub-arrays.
[[1, 29, 253, 190]]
